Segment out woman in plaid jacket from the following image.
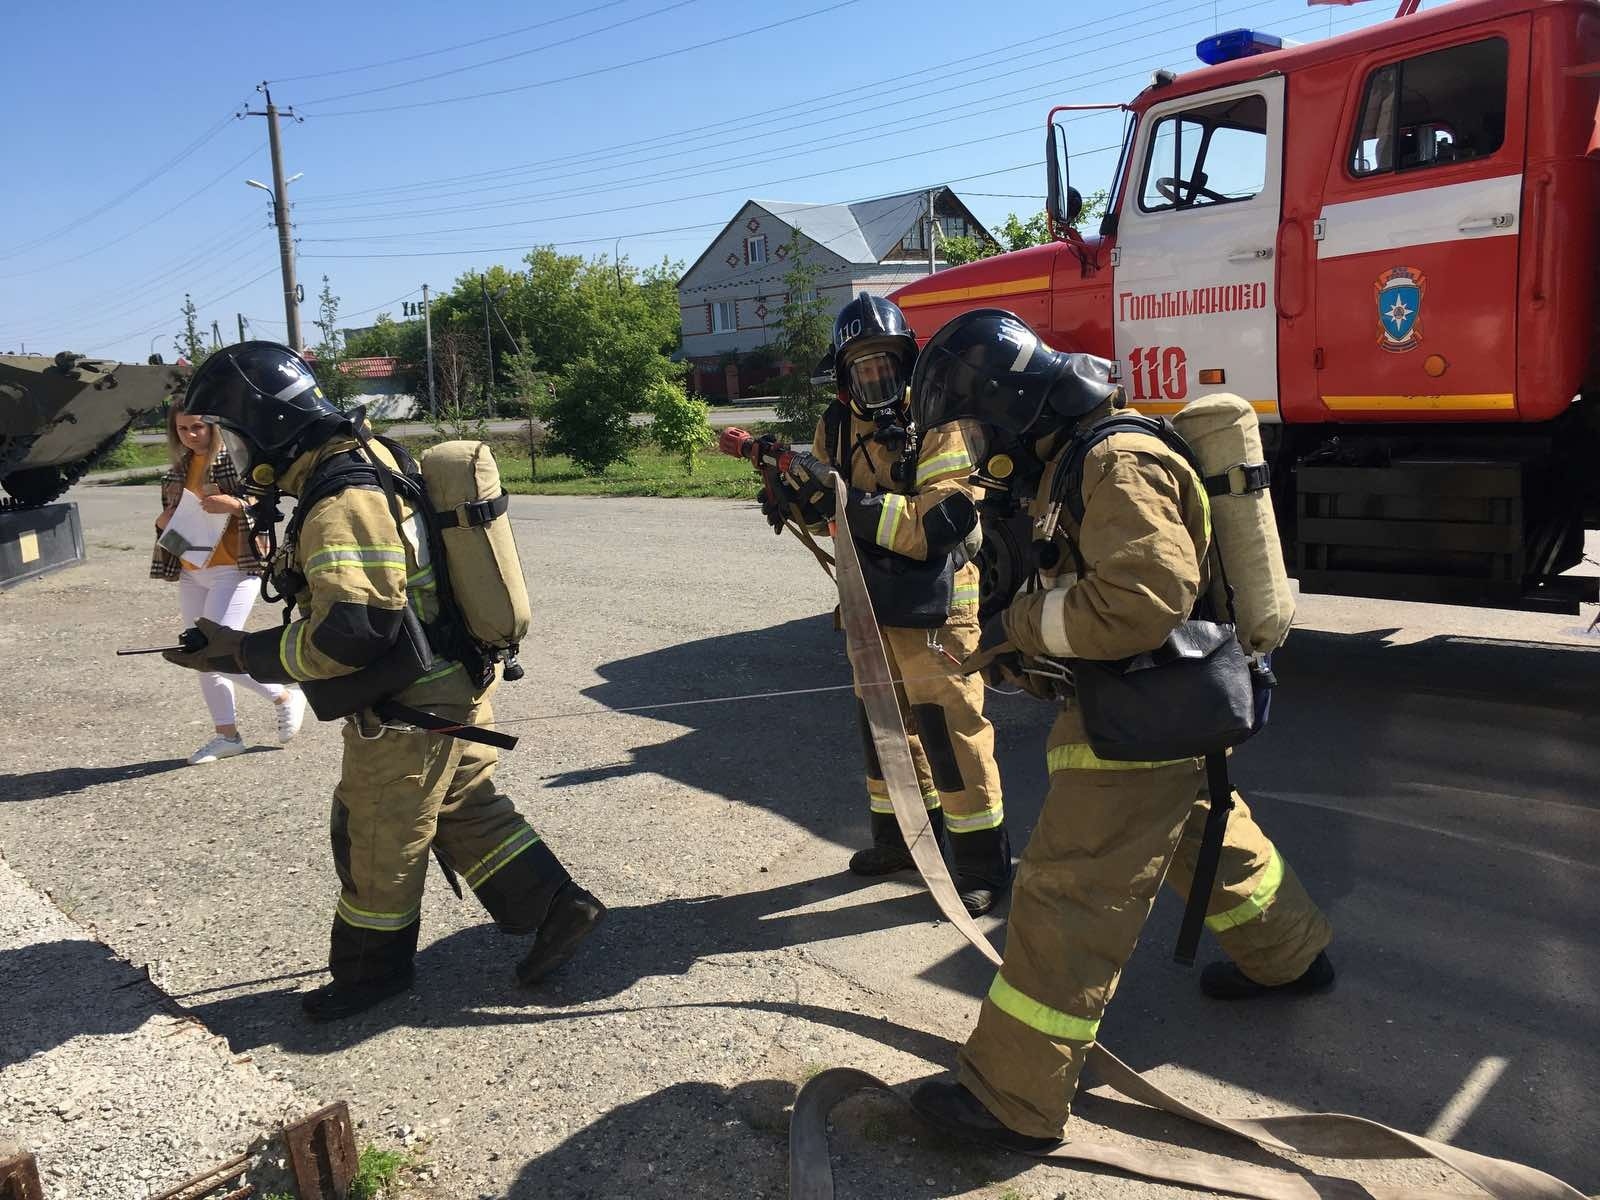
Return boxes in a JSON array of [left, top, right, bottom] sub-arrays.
[[152, 405, 305, 763]]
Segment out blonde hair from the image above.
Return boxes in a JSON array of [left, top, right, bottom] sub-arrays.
[[166, 402, 215, 469]]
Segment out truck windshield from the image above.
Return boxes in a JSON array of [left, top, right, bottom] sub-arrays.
[[1139, 93, 1268, 213]]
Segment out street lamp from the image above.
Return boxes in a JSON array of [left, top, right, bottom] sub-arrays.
[[246, 172, 304, 349]]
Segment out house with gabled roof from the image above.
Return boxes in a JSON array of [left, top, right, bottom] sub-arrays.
[[677, 187, 995, 399]]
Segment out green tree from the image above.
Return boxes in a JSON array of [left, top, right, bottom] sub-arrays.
[[648, 378, 715, 474], [309, 275, 360, 412], [771, 231, 834, 442], [173, 293, 208, 364], [939, 235, 988, 267], [549, 327, 673, 474], [344, 312, 402, 358], [939, 193, 1113, 266]]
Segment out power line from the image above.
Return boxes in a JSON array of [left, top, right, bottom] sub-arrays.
[[289, 0, 1291, 226], [293, 0, 1199, 205], [338, 288, 423, 323], [299, 0, 703, 107], [300, 164, 1037, 263], [297, 0, 1360, 240], [302, 0, 865, 117], [0, 109, 242, 263], [6, 221, 264, 342], [82, 261, 282, 355], [272, 0, 638, 83], [0, 142, 265, 281]]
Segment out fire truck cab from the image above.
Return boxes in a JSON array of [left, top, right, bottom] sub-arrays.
[[892, 0, 1600, 613]]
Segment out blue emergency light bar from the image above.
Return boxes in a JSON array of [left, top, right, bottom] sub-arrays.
[[1196, 28, 1285, 64]]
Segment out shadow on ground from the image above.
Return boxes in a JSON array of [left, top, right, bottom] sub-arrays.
[[0, 748, 281, 804], [0, 939, 168, 1066], [179, 623, 1600, 1191]]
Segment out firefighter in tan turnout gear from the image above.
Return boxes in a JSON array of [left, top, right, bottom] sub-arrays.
[[901, 310, 1335, 1150], [163, 342, 604, 1022], [760, 293, 1010, 915]]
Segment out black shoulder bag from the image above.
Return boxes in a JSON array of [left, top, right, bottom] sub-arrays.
[[1054, 416, 1275, 964]]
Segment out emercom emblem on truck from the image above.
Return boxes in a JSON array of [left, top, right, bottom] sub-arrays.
[[1375, 266, 1426, 353]]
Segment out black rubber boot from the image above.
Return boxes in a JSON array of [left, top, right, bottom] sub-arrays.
[[516, 883, 606, 986], [950, 824, 1013, 917], [1200, 949, 1336, 1000], [849, 808, 944, 877], [909, 1078, 1063, 1155], [301, 972, 413, 1023]]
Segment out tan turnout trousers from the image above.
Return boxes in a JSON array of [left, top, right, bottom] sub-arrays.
[[957, 705, 1332, 1138], [331, 693, 569, 984], [862, 609, 1004, 837]]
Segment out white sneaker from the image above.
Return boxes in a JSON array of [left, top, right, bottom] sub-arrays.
[[189, 735, 246, 765], [276, 688, 307, 744]]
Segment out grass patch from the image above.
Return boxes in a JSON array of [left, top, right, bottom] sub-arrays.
[[89, 438, 169, 474], [350, 1145, 407, 1200], [392, 434, 761, 500]]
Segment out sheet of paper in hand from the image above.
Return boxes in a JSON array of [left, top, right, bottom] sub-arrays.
[[157, 488, 231, 569]]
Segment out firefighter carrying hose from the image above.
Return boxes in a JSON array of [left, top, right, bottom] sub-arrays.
[[901, 310, 1335, 1149], [162, 342, 605, 1021], [758, 293, 1011, 915]]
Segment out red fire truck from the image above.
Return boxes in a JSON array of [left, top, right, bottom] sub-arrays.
[[891, 0, 1600, 613]]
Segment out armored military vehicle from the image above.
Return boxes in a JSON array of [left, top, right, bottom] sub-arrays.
[[1, 351, 184, 586]]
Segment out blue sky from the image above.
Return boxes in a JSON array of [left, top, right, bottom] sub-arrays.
[[0, 0, 1389, 362]]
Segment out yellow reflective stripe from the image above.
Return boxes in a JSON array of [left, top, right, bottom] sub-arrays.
[[873, 494, 908, 550], [987, 973, 1100, 1042], [1046, 744, 1190, 772], [1207, 850, 1284, 932], [914, 448, 973, 487], [462, 827, 541, 889], [406, 565, 437, 618], [946, 806, 1004, 833], [414, 660, 464, 686], [304, 545, 407, 578], [335, 897, 420, 932], [868, 789, 940, 813], [952, 578, 980, 607], [279, 621, 312, 682]]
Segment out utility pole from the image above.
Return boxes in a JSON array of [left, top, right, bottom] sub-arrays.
[[237, 313, 247, 344], [211, 320, 223, 349], [422, 284, 435, 417], [927, 189, 937, 275], [242, 84, 303, 350], [480, 274, 495, 418]]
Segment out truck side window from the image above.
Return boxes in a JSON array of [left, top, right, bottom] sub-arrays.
[[1349, 38, 1507, 177], [1139, 93, 1267, 213]]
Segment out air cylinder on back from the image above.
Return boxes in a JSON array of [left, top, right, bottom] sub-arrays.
[[1170, 394, 1294, 655], [419, 440, 531, 660]]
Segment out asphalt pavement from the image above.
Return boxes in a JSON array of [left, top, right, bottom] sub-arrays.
[[0, 483, 1596, 1199]]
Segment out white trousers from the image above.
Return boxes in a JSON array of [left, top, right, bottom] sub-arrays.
[[177, 564, 286, 727]]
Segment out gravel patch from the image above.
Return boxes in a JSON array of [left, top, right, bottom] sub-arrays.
[[0, 854, 310, 1199]]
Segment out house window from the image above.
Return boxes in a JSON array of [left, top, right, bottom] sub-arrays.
[[1349, 38, 1507, 177], [940, 216, 968, 239], [902, 221, 925, 251], [747, 236, 767, 265], [1139, 92, 1268, 213], [712, 301, 737, 333]]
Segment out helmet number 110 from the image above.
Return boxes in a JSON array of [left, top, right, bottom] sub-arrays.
[[1126, 345, 1189, 403]]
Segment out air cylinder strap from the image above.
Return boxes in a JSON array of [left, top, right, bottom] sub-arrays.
[[794, 472, 1586, 1200]]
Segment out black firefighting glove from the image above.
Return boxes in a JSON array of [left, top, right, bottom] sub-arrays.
[[162, 618, 247, 674], [759, 473, 795, 534], [960, 611, 1024, 686], [784, 451, 837, 521]]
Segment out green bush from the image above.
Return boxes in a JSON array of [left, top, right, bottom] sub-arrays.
[[648, 380, 715, 474]]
